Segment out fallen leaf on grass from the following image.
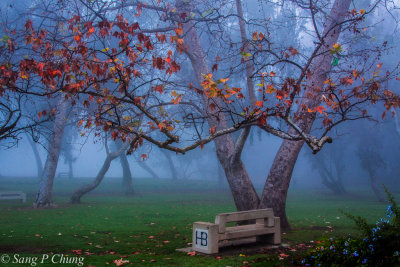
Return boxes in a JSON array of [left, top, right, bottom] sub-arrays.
[[187, 251, 196, 256], [113, 258, 129, 266], [163, 240, 170, 244], [71, 250, 82, 255]]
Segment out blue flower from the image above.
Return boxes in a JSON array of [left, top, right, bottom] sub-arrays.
[[362, 259, 368, 264], [343, 249, 348, 255], [345, 242, 348, 247], [353, 251, 359, 257], [301, 259, 306, 264], [394, 251, 399, 256], [330, 245, 334, 250]]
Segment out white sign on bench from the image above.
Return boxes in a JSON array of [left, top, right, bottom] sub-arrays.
[[0, 191, 26, 203], [192, 208, 281, 254]]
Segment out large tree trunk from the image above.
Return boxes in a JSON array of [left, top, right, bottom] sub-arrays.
[[176, 0, 259, 211], [26, 134, 43, 178], [70, 141, 128, 204], [259, 0, 352, 229], [34, 97, 68, 207], [120, 152, 134, 195]]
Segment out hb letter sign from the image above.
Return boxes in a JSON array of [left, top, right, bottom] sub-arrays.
[[192, 222, 218, 254], [194, 228, 208, 249]]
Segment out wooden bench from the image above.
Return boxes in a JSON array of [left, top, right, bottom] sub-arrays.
[[0, 191, 26, 203], [192, 208, 280, 254]]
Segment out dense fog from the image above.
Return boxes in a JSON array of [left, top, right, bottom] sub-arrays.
[[1, 0, 399, 206]]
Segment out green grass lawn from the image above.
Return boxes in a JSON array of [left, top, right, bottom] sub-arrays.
[[0, 177, 392, 266]]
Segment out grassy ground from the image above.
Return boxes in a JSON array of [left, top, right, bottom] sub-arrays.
[[0, 177, 392, 266]]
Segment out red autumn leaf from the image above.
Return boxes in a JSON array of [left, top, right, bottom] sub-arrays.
[[141, 154, 148, 161], [180, 12, 188, 20], [25, 19, 33, 31], [187, 251, 196, 256], [86, 27, 95, 38], [315, 106, 326, 114], [174, 28, 183, 36], [284, 52, 290, 59], [255, 101, 264, 107], [74, 35, 81, 42], [209, 126, 216, 135], [258, 116, 266, 126], [270, 71, 276, 77], [154, 85, 164, 94], [212, 64, 218, 72], [111, 131, 118, 140], [289, 46, 299, 56], [113, 258, 129, 266]]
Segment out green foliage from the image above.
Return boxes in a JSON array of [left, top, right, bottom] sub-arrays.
[[299, 187, 400, 266]]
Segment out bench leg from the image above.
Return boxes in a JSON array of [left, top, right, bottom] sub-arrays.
[[256, 217, 281, 245]]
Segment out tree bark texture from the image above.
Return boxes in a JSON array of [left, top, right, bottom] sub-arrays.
[[34, 97, 69, 207], [259, 0, 352, 229], [176, 0, 259, 211]]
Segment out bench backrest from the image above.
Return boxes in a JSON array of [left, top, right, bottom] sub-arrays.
[[0, 191, 24, 196], [215, 208, 274, 233]]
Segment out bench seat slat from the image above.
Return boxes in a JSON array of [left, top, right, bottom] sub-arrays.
[[219, 225, 277, 240], [215, 209, 274, 233]]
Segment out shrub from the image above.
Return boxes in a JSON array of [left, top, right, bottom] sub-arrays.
[[299, 188, 400, 266]]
